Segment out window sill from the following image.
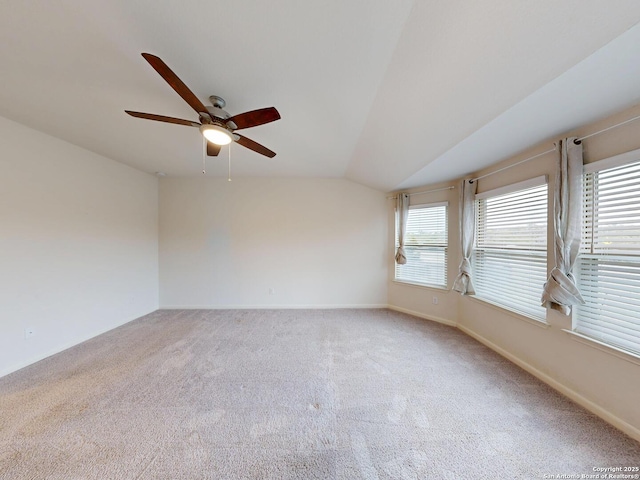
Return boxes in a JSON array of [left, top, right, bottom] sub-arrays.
[[562, 330, 640, 367], [466, 295, 549, 329], [392, 279, 449, 292]]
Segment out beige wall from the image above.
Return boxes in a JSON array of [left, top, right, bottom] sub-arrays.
[[0, 115, 159, 377], [388, 102, 640, 439], [159, 177, 388, 308]]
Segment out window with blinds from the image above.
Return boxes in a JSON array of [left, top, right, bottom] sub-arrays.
[[395, 202, 448, 288], [575, 155, 640, 356], [472, 176, 548, 320]]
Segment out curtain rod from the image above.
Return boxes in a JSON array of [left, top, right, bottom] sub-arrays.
[[387, 185, 454, 199], [470, 112, 640, 183]]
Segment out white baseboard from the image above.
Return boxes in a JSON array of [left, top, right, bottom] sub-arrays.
[[160, 304, 389, 310], [387, 304, 457, 327], [458, 324, 640, 443]]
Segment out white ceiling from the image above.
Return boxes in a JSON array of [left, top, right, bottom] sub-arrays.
[[1, 1, 640, 192]]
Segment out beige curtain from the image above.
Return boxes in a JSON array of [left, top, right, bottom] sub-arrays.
[[453, 179, 477, 294], [395, 193, 410, 265], [541, 137, 585, 314]]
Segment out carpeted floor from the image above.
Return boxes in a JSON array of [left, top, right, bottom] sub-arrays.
[[1, 309, 638, 479]]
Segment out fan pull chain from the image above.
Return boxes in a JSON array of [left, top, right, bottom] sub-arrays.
[[228, 142, 232, 182], [202, 138, 206, 174]]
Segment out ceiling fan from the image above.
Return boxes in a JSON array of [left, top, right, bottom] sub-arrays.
[[125, 53, 280, 158]]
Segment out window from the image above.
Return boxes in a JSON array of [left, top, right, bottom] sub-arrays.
[[472, 176, 548, 320], [575, 154, 640, 356], [395, 202, 448, 288]]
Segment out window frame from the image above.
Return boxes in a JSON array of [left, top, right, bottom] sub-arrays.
[[471, 175, 549, 321], [574, 148, 640, 358], [394, 201, 449, 289]]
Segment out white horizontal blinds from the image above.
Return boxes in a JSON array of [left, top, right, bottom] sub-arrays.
[[395, 203, 447, 287], [476, 185, 547, 249], [576, 159, 640, 355], [472, 251, 547, 317], [473, 179, 548, 319], [582, 161, 640, 254]]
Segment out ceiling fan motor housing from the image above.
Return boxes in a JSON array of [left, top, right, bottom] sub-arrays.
[[202, 97, 237, 130], [206, 105, 230, 121]]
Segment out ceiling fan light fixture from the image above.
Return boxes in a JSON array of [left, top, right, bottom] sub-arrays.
[[200, 124, 233, 145]]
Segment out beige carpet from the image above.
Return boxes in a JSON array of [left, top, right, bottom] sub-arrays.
[[1, 309, 638, 479]]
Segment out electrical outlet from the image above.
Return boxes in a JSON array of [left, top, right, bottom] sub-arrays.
[[432, 296, 438, 305], [24, 327, 35, 339]]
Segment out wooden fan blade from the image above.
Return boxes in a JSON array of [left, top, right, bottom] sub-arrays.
[[228, 107, 281, 130], [125, 111, 200, 127], [141, 53, 208, 115], [207, 142, 221, 157], [235, 134, 276, 158]]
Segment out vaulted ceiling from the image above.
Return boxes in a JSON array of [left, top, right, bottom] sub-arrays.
[[2, 1, 640, 191]]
